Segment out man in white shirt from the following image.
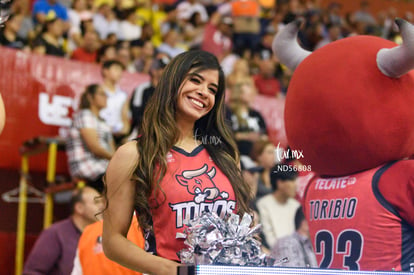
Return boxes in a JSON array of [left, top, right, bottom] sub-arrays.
[[99, 60, 130, 145], [257, 163, 300, 248]]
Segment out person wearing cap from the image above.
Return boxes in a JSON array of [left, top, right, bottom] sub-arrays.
[[130, 53, 171, 135], [32, 11, 66, 57]]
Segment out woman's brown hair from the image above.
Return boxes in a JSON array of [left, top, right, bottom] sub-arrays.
[[78, 84, 100, 110]]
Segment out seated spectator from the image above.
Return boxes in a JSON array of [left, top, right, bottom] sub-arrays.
[[32, 11, 66, 57], [201, 12, 233, 62], [99, 60, 130, 145], [130, 54, 170, 136], [240, 157, 262, 210], [257, 163, 300, 249], [250, 139, 276, 200], [182, 11, 206, 50], [253, 58, 282, 97], [96, 44, 117, 63], [0, 13, 29, 50], [271, 206, 318, 268], [116, 41, 135, 72], [93, 3, 119, 40], [252, 26, 276, 65], [71, 30, 100, 63], [66, 84, 115, 192], [118, 8, 142, 42], [67, 0, 93, 52], [157, 29, 185, 58], [132, 39, 155, 74], [23, 186, 104, 275], [176, 0, 209, 24], [315, 23, 343, 50], [71, 215, 144, 275], [226, 58, 254, 89], [228, 81, 268, 156]]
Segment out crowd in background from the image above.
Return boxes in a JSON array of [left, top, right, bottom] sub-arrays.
[[2, 0, 410, 94], [13, 0, 413, 273]]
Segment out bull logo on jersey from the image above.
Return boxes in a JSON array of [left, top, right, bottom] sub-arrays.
[[176, 164, 229, 203]]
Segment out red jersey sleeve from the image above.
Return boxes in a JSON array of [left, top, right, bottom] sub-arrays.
[[377, 159, 414, 227]]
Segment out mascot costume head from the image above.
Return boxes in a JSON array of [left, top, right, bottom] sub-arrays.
[[272, 19, 414, 271], [273, 18, 414, 177]]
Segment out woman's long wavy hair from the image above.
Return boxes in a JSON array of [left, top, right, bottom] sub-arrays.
[[135, 50, 252, 230]]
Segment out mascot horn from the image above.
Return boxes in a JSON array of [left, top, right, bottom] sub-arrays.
[[273, 18, 414, 271]]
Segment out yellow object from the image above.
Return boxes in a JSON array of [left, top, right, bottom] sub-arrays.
[[15, 136, 83, 275], [15, 156, 29, 275]]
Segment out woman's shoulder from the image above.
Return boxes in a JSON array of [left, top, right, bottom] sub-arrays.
[[115, 140, 139, 159], [107, 141, 139, 175]]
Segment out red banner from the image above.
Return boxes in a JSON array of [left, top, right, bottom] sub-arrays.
[[0, 47, 149, 171]]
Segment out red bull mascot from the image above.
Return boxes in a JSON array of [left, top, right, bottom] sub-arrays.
[[272, 18, 414, 271]]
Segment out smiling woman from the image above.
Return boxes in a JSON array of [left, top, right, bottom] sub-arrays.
[[102, 50, 252, 275]]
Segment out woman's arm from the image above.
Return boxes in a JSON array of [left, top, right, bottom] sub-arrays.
[[102, 141, 179, 275], [80, 128, 113, 159]]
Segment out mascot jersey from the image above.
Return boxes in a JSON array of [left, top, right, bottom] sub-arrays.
[[303, 159, 414, 271], [144, 144, 237, 261]]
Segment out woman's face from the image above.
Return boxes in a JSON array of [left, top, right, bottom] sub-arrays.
[[176, 69, 219, 123], [91, 86, 107, 110], [257, 143, 276, 169]]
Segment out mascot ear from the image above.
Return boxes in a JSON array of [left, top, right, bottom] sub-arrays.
[[377, 18, 414, 78], [272, 18, 311, 71]]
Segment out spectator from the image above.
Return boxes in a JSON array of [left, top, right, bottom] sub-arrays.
[[130, 54, 170, 135], [253, 58, 282, 98], [182, 11, 206, 50], [32, 12, 66, 57], [66, 84, 115, 192], [250, 139, 276, 200], [257, 163, 300, 249], [23, 186, 104, 275], [71, 30, 100, 62], [67, 0, 93, 52], [99, 60, 130, 145], [353, 1, 377, 27], [315, 23, 343, 50], [228, 81, 268, 156], [176, 0, 209, 24], [201, 12, 233, 62], [93, 3, 119, 40], [230, 0, 261, 56], [157, 29, 185, 58], [12, 0, 36, 41], [226, 58, 254, 88], [252, 26, 276, 65], [132, 39, 155, 74], [271, 206, 318, 268], [118, 8, 142, 42], [96, 44, 117, 63], [116, 41, 135, 72], [0, 13, 29, 50], [71, 215, 144, 275]]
